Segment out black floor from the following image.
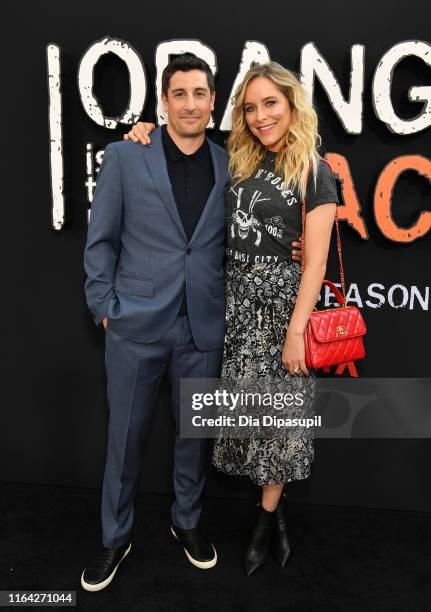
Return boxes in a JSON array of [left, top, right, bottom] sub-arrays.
[[1, 482, 431, 611]]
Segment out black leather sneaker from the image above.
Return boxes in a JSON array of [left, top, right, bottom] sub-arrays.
[[171, 526, 217, 569], [81, 541, 131, 592]]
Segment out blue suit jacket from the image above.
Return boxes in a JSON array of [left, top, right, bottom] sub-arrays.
[[84, 127, 228, 351]]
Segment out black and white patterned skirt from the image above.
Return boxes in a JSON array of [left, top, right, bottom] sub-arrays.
[[212, 258, 315, 486]]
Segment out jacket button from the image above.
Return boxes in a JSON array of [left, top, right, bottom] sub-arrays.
[[186, 248, 192, 254]]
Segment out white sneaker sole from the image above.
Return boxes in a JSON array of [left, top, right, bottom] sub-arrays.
[[171, 526, 217, 569], [80, 542, 131, 592]]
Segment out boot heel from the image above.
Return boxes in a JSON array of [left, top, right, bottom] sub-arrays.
[[272, 500, 291, 567]]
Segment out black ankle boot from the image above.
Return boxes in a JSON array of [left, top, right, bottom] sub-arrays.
[[272, 499, 291, 567], [244, 504, 274, 577]]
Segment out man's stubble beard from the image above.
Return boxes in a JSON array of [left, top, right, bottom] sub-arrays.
[[177, 124, 208, 138], [167, 114, 210, 140]]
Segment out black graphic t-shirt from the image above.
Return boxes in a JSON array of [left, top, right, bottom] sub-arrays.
[[226, 153, 339, 264]]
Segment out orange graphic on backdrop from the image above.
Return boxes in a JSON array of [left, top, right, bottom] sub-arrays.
[[326, 153, 368, 239], [374, 155, 431, 242]]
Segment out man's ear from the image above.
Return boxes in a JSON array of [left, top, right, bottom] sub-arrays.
[[210, 92, 215, 112], [161, 93, 169, 114]]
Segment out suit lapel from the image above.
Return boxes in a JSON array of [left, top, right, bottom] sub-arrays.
[[142, 128, 226, 245], [188, 140, 225, 247], [141, 127, 187, 242]]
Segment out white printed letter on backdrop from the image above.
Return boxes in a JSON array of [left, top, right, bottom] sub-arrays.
[[300, 42, 364, 134], [373, 40, 431, 135], [78, 36, 147, 129], [47, 44, 64, 230], [219, 41, 271, 132]]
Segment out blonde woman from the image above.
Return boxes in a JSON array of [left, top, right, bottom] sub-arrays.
[[126, 61, 338, 577], [211, 61, 338, 576]]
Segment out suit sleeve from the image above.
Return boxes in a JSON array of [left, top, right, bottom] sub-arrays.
[[83, 143, 123, 326]]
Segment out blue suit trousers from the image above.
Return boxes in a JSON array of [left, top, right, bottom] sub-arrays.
[[101, 315, 223, 548]]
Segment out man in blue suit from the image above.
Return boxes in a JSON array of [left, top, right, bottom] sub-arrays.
[[81, 54, 227, 591]]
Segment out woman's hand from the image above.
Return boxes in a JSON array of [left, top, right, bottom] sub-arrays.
[[282, 330, 309, 375], [124, 121, 156, 145], [291, 236, 302, 263]]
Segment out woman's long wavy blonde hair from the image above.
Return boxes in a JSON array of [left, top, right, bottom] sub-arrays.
[[228, 61, 321, 198]]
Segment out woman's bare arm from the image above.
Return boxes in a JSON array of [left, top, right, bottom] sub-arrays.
[[282, 202, 337, 374]]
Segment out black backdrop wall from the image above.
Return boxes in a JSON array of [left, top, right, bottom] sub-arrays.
[[2, 0, 430, 512]]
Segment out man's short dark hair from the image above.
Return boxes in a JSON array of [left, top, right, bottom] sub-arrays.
[[161, 53, 215, 95]]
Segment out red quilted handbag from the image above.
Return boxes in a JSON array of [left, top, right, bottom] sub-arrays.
[[300, 164, 367, 373]]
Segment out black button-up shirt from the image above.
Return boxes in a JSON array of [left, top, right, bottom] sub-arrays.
[[162, 124, 215, 314]]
